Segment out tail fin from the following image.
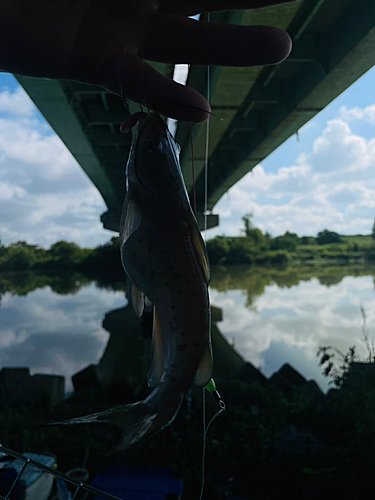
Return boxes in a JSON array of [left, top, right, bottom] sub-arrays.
[[49, 402, 157, 451]]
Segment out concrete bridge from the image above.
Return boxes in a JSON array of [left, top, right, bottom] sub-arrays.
[[16, 0, 375, 232]]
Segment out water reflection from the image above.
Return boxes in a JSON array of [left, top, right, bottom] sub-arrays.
[[1, 266, 375, 499], [0, 265, 375, 394], [0, 272, 126, 392], [210, 265, 375, 390]]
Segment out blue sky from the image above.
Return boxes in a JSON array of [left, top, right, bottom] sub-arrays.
[[211, 65, 375, 238], [0, 65, 375, 248]]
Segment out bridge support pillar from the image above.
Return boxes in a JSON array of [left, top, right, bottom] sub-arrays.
[[196, 213, 219, 231]]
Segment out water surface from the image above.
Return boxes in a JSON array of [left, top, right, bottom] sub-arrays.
[[1, 266, 374, 392]]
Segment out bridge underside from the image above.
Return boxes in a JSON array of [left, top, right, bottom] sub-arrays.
[[16, 0, 375, 232]]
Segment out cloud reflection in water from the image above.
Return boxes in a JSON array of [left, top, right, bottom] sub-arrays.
[[210, 267, 375, 391], [0, 283, 125, 392]]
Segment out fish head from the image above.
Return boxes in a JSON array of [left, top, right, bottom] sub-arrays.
[[126, 113, 182, 195]]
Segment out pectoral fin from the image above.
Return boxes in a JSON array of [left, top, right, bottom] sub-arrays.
[[194, 341, 213, 387], [120, 194, 141, 250], [188, 214, 210, 284], [147, 308, 165, 389], [131, 282, 145, 319], [144, 296, 153, 310]]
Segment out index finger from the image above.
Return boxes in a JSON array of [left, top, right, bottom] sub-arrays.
[[144, 15, 292, 66], [103, 52, 211, 123], [159, 0, 299, 15]]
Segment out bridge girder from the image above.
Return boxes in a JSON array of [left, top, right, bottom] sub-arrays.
[[15, 0, 375, 231]]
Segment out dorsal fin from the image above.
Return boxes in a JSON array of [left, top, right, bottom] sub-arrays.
[[194, 338, 213, 387], [188, 214, 210, 283], [147, 308, 165, 389]]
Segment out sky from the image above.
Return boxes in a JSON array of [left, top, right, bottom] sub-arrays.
[[0, 65, 375, 248]]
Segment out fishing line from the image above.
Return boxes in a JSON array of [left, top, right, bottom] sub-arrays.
[[190, 124, 197, 217], [204, 97, 210, 236], [203, 14, 211, 239], [199, 386, 226, 500]]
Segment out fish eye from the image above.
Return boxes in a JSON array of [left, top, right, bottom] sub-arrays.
[[146, 140, 155, 152]]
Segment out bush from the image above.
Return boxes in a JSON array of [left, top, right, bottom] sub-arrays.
[[0, 241, 50, 270], [364, 247, 375, 262], [257, 250, 289, 266], [316, 230, 342, 245], [206, 236, 230, 265], [245, 228, 269, 248], [271, 232, 299, 252], [49, 241, 83, 267], [227, 238, 255, 264]]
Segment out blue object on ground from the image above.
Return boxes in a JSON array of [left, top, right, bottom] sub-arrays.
[[56, 477, 72, 500], [0, 468, 23, 500], [92, 466, 183, 500], [6, 452, 56, 489]]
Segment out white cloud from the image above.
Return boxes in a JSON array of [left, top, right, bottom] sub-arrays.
[[0, 118, 77, 178], [0, 86, 109, 248], [0, 86, 35, 116], [211, 109, 375, 238], [0, 182, 26, 201], [339, 104, 375, 124]]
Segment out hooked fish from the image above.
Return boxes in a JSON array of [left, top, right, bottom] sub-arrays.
[[56, 113, 212, 450]]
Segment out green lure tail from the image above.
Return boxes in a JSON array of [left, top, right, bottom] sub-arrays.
[[204, 378, 226, 409]]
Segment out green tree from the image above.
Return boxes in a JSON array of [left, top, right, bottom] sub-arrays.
[[206, 236, 230, 264], [271, 231, 299, 252], [227, 238, 255, 264], [241, 213, 269, 248], [0, 237, 5, 258], [372, 220, 375, 239], [316, 229, 342, 245], [0, 241, 49, 269], [241, 212, 254, 236], [49, 241, 82, 267]]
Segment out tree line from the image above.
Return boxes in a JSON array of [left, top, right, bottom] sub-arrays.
[[1, 215, 375, 271], [0, 237, 124, 273], [206, 214, 375, 265]]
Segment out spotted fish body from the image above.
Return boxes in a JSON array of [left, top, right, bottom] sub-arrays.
[[54, 113, 212, 450], [119, 112, 212, 438]]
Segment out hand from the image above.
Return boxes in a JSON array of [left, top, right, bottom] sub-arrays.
[[0, 0, 297, 122]]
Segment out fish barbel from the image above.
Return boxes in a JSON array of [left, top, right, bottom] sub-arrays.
[[56, 113, 212, 450]]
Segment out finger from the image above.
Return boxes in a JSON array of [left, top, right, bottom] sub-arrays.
[[144, 14, 292, 66], [159, 0, 299, 16], [101, 52, 210, 123]]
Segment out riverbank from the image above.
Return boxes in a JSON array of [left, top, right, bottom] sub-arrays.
[[207, 233, 375, 267], [1, 359, 375, 500], [1, 233, 375, 272]]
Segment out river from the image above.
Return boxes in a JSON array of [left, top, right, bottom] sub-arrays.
[[0, 265, 374, 393]]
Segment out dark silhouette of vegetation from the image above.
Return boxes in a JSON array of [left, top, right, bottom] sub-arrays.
[[372, 219, 375, 240], [270, 231, 299, 252], [316, 229, 342, 245], [206, 220, 375, 266], [3, 358, 375, 499], [1, 220, 375, 273], [0, 237, 125, 279], [317, 306, 375, 387]]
